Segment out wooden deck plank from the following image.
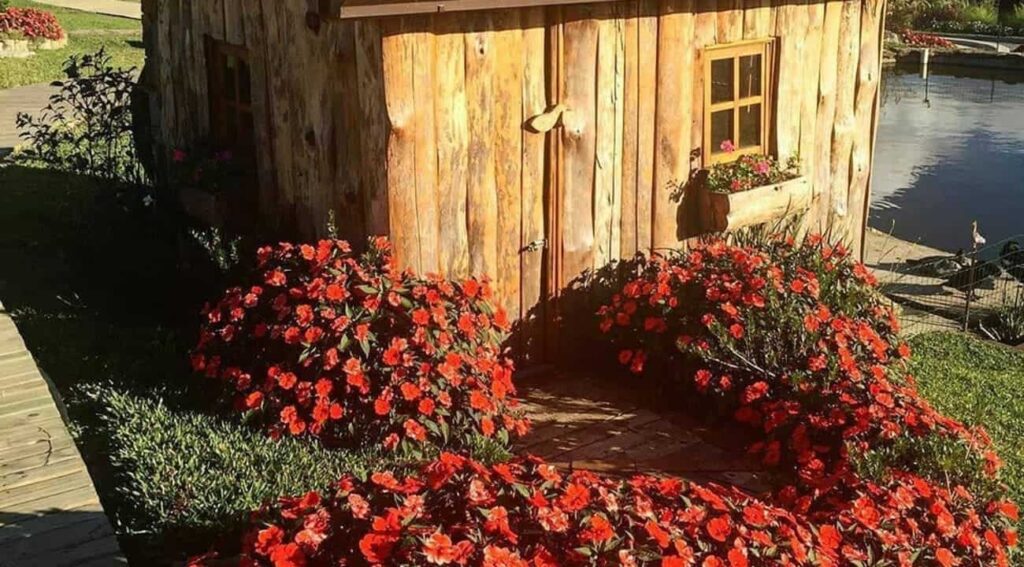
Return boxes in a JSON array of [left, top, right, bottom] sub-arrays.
[[0, 302, 122, 564]]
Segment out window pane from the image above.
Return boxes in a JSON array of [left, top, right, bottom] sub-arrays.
[[739, 104, 762, 149], [739, 54, 762, 98], [710, 58, 734, 104], [710, 110, 734, 155], [223, 55, 237, 100], [239, 60, 252, 104]]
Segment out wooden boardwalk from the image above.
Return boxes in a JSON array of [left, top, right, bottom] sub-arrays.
[[0, 302, 124, 566]]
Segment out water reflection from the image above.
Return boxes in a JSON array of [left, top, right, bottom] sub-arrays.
[[869, 64, 1024, 252]]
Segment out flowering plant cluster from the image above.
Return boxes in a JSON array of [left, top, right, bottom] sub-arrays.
[[226, 453, 828, 567], [191, 237, 528, 453], [0, 7, 63, 41], [171, 145, 242, 195], [705, 142, 800, 194], [599, 233, 1017, 565], [901, 30, 956, 49]]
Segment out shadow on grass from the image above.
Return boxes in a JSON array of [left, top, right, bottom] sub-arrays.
[[0, 163, 230, 564]]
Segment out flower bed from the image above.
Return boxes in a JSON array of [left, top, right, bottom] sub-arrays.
[[212, 453, 823, 566], [0, 7, 66, 57], [192, 237, 528, 454], [700, 144, 807, 232], [901, 29, 957, 48], [598, 234, 1017, 565], [191, 233, 1017, 567]]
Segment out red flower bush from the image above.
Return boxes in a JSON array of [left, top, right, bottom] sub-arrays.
[[192, 237, 528, 453], [901, 30, 956, 49], [597, 234, 1018, 565], [0, 7, 64, 41], [231, 453, 825, 567]]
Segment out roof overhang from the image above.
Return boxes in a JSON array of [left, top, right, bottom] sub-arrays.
[[319, 0, 625, 19]]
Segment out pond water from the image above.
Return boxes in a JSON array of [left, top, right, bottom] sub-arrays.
[[869, 63, 1024, 253]]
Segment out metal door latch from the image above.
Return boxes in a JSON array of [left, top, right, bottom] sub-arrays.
[[522, 239, 547, 253]]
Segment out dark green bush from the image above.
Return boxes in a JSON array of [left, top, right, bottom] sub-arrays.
[[93, 388, 398, 535]]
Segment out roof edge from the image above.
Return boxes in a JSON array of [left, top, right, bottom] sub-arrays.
[[320, 0, 627, 19]]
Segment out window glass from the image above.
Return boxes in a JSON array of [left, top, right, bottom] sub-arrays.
[[711, 110, 734, 154], [739, 54, 762, 99], [224, 55, 237, 100], [239, 60, 252, 104], [739, 104, 762, 148], [711, 58, 734, 104]]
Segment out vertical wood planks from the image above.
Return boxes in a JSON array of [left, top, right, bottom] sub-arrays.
[[636, 0, 658, 253], [465, 15, 499, 279], [594, 6, 619, 269], [520, 7, 547, 361], [334, 21, 368, 243], [241, 0, 277, 218], [354, 20, 390, 236], [652, 0, 694, 250], [774, 0, 806, 162], [693, 0, 718, 163], [620, 1, 640, 257], [492, 10, 524, 319], [560, 7, 599, 281], [828, 0, 861, 231], [810, 0, 843, 231], [223, 0, 244, 44], [798, 1, 825, 173], [412, 22, 440, 272], [846, 0, 883, 254], [435, 15, 471, 277], [381, 19, 421, 272]]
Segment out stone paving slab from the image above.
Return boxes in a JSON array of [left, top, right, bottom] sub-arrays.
[[516, 369, 770, 494]]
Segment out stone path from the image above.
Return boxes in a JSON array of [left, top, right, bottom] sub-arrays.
[[0, 83, 56, 154], [0, 301, 125, 567], [30, 0, 141, 20], [515, 369, 770, 494]]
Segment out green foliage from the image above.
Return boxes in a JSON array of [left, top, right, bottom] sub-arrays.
[[909, 332, 1024, 513], [962, 0, 999, 24], [853, 433, 1003, 503], [0, 1, 10, 11], [15, 48, 149, 193], [980, 290, 1024, 345], [90, 387, 397, 535]]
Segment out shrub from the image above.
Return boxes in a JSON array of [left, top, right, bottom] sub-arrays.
[[15, 49, 149, 192], [213, 453, 824, 567], [980, 291, 1024, 345], [705, 142, 800, 194], [0, 7, 64, 41], [192, 237, 529, 455], [94, 388, 397, 537], [598, 233, 1017, 565]]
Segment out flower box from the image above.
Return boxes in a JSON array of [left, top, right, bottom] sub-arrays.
[[179, 186, 227, 227], [699, 175, 812, 233]]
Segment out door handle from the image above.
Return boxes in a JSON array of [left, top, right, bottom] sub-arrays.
[[525, 104, 569, 134], [521, 239, 547, 253]]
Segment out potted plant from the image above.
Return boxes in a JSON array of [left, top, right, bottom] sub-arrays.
[[698, 140, 809, 232], [171, 145, 241, 227]]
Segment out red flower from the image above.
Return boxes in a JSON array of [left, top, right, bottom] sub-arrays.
[[423, 532, 457, 565], [707, 516, 732, 542]]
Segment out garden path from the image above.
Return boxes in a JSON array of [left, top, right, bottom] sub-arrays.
[[0, 83, 56, 154], [30, 0, 141, 20], [515, 369, 770, 494], [0, 300, 125, 566]]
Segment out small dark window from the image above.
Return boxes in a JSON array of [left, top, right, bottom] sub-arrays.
[[207, 39, 255, 164]]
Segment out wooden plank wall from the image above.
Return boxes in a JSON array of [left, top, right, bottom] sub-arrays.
[[145, 0, 886, 331]]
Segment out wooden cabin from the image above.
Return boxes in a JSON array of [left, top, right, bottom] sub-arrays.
[[141, 0, 885, 359]]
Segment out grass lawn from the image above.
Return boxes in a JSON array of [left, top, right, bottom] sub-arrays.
[[909, 332, 1024, 508], [0, 0, 143, 89]]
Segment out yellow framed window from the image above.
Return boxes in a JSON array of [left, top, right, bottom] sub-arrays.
[[703, 39, 775, 165]]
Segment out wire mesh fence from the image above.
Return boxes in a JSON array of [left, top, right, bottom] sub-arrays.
[[870, 233, 1024, 342]]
